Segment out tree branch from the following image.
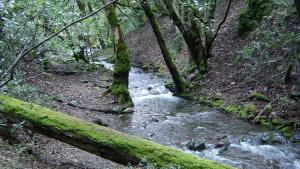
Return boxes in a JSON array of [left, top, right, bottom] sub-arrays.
[[116, 5, 137, 28], [209, 0, 232, 48]]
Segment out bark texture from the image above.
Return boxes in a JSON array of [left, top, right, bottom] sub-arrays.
[[141, 0, 186, 94], [0, 95, 233, 169], [163, 0, 207, 74], [102, 0, 132, 106]]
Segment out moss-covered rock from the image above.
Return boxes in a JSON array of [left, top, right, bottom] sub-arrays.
[[249, 91, 270, 102]]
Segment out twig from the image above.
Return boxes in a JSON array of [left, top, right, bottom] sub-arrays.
[[0, 0, 118, 88], [253, 97, 279, 121], [116, 5, 137, 28], [220, 85, 247, 93]]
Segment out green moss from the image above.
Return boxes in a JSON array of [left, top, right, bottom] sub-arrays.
[[265, 104, 272, 114], [249, 91, 270, 102], [188, 82, 201, 90], [278, 126, 294, 138], [192, 95, 295, 138], [240, 103, 256, 119], [141, 64, 149, 72], [164, 80, 174, 89], [157, 66, 166, 77], [258, 117, 273, 128], [0, 95, 233, 169]]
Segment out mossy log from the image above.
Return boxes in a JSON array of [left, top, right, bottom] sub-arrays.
[[0, 95, 233, 169]]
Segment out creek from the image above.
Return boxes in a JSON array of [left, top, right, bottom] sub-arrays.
[[99, 58, 300, 169]]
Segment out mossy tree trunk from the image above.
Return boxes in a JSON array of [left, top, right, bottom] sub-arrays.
[[102, 0, 133, 106], [0, 95, 232, 169], [141, 0, 186, 94], [163, 0, 207, 74]]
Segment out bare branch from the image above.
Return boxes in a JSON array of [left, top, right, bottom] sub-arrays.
[[210, 0, 232, 46], [0, 45, 28, 88]]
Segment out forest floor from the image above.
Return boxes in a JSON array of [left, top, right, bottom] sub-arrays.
[[126, 0, 300, 134]]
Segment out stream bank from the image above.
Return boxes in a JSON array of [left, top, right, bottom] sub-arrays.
[[125, 0, 300, 138], [98, 58, 300, 169]]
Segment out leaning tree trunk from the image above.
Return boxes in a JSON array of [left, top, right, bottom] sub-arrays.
[[102, 0, 133, 106], [141, 0, 186, 94], [163, 0, 207, 74], [295, 0, 300, 20], [0, 95, 232, 169]]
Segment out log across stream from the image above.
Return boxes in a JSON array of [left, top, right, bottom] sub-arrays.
[[0, 95, 231, 169]]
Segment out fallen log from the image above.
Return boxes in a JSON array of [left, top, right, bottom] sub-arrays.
[[0, 95, 233, 169]]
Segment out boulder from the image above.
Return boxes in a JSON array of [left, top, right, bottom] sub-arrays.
[[186, 139, 206, 151], [261, 132, 287, 144], [122, 107, 134, 113], [290, 134, 300, 143]]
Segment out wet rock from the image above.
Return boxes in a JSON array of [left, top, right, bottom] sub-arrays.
[[218, 142, 230, 154], [148, 133, 155, 137], [261, 132, 287, 144], [122, 108, 134, 113], [93, 119, 108, 127], [253, 133, 265, 145], [193, 126, 207, 132], [186, 139, 206, 151], [217, 135, 228, 141], [215, 136, 230, 149], [214, 142, 225, 148], [112, 106, 121, 113], [290, 134, 300, 143], [150, 118, 159, 122]]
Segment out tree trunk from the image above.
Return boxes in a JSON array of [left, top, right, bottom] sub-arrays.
[[102, 0, 133, 106], [76, 0, 91, 59], [295, 0, 300, 20], [162, 0, 207, 74], [0, 95, 232, 169], [141, 0, 186, 94]]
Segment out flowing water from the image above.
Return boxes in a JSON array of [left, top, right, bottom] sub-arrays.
[[99, 58, 300, 169]]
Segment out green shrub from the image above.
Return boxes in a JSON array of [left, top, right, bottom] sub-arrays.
[[238, 0, 274, 36]]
